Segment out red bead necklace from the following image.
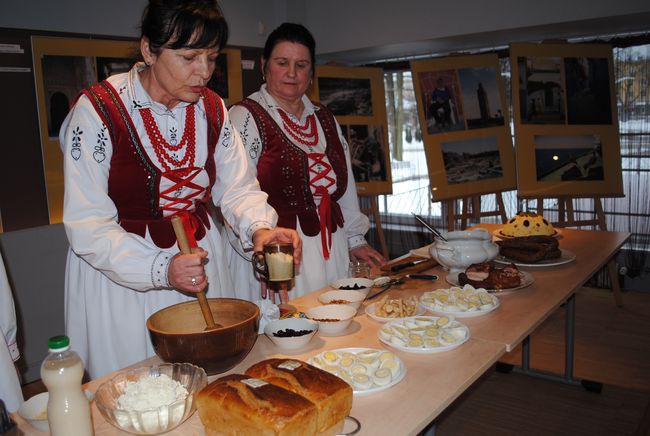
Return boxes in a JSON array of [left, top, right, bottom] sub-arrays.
[[140, 105, 196, 172], [278, 109, 319, 146]]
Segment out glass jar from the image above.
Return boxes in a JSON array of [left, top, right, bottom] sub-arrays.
[[348, 260, 371, 278]]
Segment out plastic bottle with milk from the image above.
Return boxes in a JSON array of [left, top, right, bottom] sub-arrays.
[[40, 335, 94, 435]]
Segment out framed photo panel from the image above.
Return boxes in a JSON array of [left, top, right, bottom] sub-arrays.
[[32, 36, 140, 224], [309, 66, 392, 196], [411, 53, 516, 201], [510, 42, 623, 198], [207, 48, 243, 105]]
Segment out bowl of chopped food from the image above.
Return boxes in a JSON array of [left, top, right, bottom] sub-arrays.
[[330, 277, 374, 298], [264, 317, 318, 351], [147, 298, 259, 375], [305, 304, 357, 336], [318, 289, 366, 311], [94, 362, 207, 435]]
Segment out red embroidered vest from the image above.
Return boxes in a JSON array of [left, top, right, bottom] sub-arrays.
[[236, 99, 347, 236], [81, 81, 223, 248]]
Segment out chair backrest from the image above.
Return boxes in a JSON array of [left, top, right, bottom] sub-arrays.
[[0, 223, 68, 383]]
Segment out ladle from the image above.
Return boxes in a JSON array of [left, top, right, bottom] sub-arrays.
[[412, 213, 448, 242], [171, 216, 220, 330]]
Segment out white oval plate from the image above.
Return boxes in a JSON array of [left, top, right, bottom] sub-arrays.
[[378, 316, 470, 354], [493, 249, 576, 268], [445, 270, 534, 294], [308, 347, 406, 397], [365, 301, 426, 323], [409, 244, 432, 258], [493, 228, 561, 240]]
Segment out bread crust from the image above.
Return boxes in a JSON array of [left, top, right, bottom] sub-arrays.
[[196, 374, 318, 436], [245, 359, 353, 432]]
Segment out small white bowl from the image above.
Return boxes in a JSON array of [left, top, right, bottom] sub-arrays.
[[264, 317, 318, 351], [318, 290, 366, 311], [17, 392, 49, 432], [17, 390, 94, 433], [330, 278, 374, 297], [305, 304, 356, 336]]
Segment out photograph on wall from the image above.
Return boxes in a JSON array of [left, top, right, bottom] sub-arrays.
[[317, 77, 373, 116], [309, 65, 392, 196], [442, 136, 503, 184], [411, 53, 516, 202], [347, 124, 388, 183], [417, 70, 465, 134], [564, 57, 612, 125], [458, 66, 505, 129], [517, 56, 565, 124], [41, 55, 96, 138], [207, 53, 229, 100], [206, 48, 242, 105], [510, 42, 622, 198], [97, 56, 137, 82], [32, 37, 140, 225], [534, 134, 604, 182]]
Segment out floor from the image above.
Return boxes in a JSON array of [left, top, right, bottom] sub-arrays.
[[435, 287, 650, 436], [21, 287, 650, 435]]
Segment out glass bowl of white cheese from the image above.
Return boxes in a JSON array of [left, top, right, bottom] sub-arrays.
[[94, 362, 207, 434]]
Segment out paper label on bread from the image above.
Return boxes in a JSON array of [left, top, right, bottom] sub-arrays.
[[277, 360, 302, 371], [241, 378, 268, 388]]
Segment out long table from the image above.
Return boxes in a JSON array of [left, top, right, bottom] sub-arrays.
[[13, 226, 629, 435]]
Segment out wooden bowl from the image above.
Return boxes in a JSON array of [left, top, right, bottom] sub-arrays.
[[146, 298, 259, 375]]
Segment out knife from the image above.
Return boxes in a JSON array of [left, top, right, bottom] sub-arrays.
[[406, 274, 438, 281], [390, 258, 428, 272]]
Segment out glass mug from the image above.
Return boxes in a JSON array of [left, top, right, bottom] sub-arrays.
[[348, 260, 371, 278], [253, 242, 295, 290]]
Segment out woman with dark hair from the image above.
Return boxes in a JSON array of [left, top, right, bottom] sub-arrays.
[[226, 22, 385, 302], [59, 0, 300, 378]]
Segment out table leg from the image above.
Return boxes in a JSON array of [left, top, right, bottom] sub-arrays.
[[607, 258, 624, 307], [511, 294, 603, 392]]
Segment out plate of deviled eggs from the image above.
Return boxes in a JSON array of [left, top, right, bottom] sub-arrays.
[[308, 348, 405, 396], [419, 285, 500, 318], [378, 316, 470, 354]]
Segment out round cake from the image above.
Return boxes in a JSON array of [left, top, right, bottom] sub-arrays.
[[501, 212, 555, 237]]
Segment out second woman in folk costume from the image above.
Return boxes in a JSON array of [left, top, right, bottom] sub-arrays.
[[226, 22, 385, 302]]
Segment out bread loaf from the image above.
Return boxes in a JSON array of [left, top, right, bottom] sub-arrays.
[[245, 359, 353, 432], [196, 374, 318, 436]]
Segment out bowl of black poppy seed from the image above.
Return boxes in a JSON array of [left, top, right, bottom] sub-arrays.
[[264, 317, 319, 351]]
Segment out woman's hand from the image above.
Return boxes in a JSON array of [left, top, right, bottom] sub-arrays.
[[168, 248, 209, 293], [252, 227, 302, 266], [252, 227, 302, 303], [350, 244, 387, 267]]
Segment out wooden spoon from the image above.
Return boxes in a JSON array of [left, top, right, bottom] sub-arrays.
[[171, 216, 220, 330]]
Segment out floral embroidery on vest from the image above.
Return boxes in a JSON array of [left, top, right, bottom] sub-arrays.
[[236, 98, 347, 242]]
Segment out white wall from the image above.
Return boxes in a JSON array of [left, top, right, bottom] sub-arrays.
[[0, 0, 284, 48], [298, 0, 650, 63], [302, 0, 650, 54], [2, 1, 648, 63]]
